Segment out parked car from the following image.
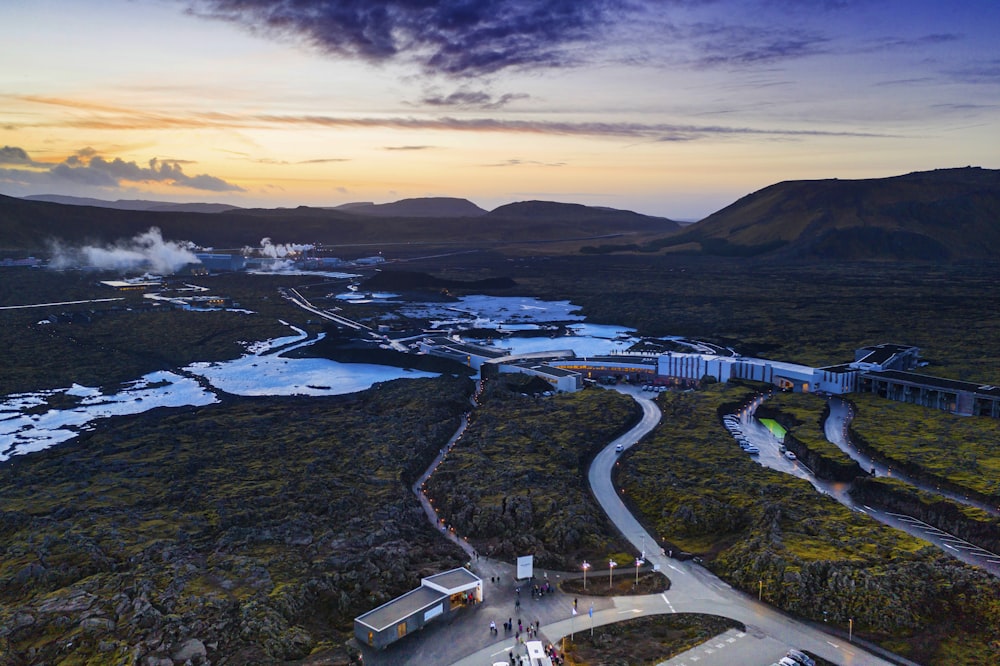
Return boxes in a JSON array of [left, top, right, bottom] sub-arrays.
[[743, 445, 760, 454], [786, 649, 816, 666], [784, 451, 797, 460]]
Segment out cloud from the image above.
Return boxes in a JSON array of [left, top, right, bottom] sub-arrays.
[[48, 227, 199, 275], [0, 146, 37, 165], [0, 146, 243, 193], [384, 145, 434, 151], [184, 0, 631, 76], [947, 59, 1000, 84], [251, 113, 889, 140], [421, 88, 529, 109], [481, 158, 566, 167], [297, 157, 351, 164], [687, 22, 830, 67]]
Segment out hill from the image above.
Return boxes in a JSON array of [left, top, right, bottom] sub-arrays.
[[488, 200, 678, 227], [331, 196, 487, 217], [23, 194, 241, 214], [0, 195, 676, 256], [642, 167, 1000, 260]]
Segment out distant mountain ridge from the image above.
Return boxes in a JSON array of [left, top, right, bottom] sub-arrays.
[[0, 194, 674, 253], [331, 197, 487, 218], [600, 167, 1000, 261], [23, 194, 241, 214], [7, 167, 998, 261]]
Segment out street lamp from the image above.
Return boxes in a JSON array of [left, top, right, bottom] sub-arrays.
[[635, 557, 645, 585], [849, 618, 853, 642], [609, 559, 618, 590], [758, 580, 763, 601], [582, 560, 591, 590]]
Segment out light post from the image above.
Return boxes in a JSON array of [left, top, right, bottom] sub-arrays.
[[609, 559, 617, 590], [849, 618, 853, 642], [635, 557, 644, 585], [582, 560, 591, 590], [758, 580, 763, 601]]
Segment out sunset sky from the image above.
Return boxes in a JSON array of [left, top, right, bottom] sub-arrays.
[[1, 0, 998, 219]]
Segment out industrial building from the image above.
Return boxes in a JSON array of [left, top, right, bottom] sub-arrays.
[[194, 253, 247, 273], [354, 568, 482, 650]]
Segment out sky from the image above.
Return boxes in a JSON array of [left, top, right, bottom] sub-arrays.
[[1, 0, 998, 219]]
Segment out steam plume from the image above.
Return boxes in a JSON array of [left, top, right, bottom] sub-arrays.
[[48, 227, 198, 274]]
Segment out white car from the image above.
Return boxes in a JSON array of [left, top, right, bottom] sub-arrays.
[[615, 443, 624, 453], [743, 445, 760, 454], [784, 451, 797, 460]]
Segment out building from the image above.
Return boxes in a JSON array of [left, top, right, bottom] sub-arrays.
[[354, 568, 482, 650], [860, 370, 1000, 418], [99, 279, 162, 292], [418, 336, 512, 370], [195, 253, 246, 273], [552, 354, 659, 384]]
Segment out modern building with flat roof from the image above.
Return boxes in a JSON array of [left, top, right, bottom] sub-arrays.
[[354, 567, 482, 650], [861, 370, 1000, 418]]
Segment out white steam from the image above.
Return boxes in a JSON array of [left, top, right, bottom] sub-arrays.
[[48, 227, 198, 274], [252, 237, 315, 259]]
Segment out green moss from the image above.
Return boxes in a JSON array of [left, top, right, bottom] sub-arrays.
[[850, 393, 1000, 499], [617, 383, 1000, 665]]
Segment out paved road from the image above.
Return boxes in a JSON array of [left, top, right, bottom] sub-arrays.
[[826, 397, 1000, 517], [387, 386, 909, 666], [580, 386, 901, 666], [728, 396, 1000, 576]]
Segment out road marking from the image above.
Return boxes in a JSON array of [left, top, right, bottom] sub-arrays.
[[863, 505, 877, 512], [661, 594, 675, 612], [944, 543, 958, 550], [827, 641, 839, 648], [726, 637, 736, 643]]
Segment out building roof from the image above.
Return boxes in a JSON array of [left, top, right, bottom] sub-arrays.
[[818, 364, 858, 374], [423, 336, 511, 359], [855, 343, 918, 366], [422, 567, 482, 593], [355, 585, 446, 632], [865, 370, 1000, 398], [519, 364, 579, 378]]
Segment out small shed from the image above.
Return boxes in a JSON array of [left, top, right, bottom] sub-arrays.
[[354, 567, 482, 650]]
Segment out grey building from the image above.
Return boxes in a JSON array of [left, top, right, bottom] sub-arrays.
[[354, 568, 482, 650]]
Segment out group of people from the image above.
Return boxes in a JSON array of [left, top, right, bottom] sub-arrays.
[[506, 642, 565, 666], [493, 616, 540, 641], [530, 581, 554, 599]]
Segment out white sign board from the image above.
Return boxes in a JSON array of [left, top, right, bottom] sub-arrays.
[[516, 555, 534, 580], [424, 604, 443, 622]]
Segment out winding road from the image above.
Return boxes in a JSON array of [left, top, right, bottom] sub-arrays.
[[446, 386, 905, 666]]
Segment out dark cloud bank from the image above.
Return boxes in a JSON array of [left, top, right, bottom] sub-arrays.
[[185, 0, 632, 76]]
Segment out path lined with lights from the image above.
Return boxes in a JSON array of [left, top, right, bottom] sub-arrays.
[[412, 409, 476, 558]]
